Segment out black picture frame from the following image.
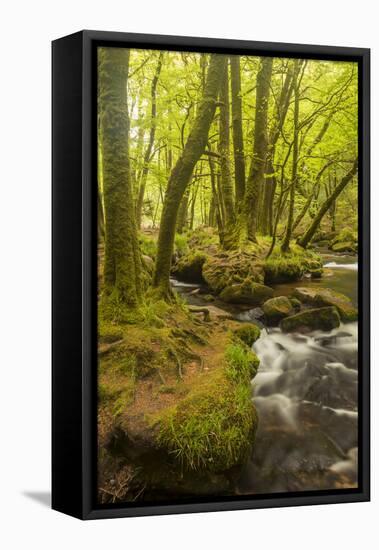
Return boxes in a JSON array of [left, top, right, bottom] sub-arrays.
[[52, 30, 370, 520]]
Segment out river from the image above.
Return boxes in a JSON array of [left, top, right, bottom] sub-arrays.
[[172, 252, 358, 494]]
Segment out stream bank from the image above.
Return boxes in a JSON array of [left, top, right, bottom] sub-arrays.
[[173, 253, 358, 493]]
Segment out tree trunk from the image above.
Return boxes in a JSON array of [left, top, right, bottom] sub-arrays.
[[245, 57, 273, 242], [281, 61, 301, 252], [136, 52, 163, 228], [176, 184, 190, 233], [98, 47, 142, 311], [230, 55, 245, 207], [292, 160, 334, 233], [261, 63, 295, 235], [298, 159, 358, 248], [153, 54, 226, 295], [98, 191, 105, 241], [219, 57, 238, 249]]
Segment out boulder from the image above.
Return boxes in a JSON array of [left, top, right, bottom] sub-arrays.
[[264, 250, 323, 284], [219, 281, 274, 305], [280, 306, 340, 333], [262, 296, 294, 325], [292, 287, 358, 322], [233, 323, 261, 347], [202, 250, 264, 293], [171, 252, 208, 283], [331, 241, 357, 253]]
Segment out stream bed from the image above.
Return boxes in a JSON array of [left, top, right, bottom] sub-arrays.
[[172, 253, 359, 494]]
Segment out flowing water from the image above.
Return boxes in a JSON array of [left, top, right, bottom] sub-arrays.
[[172, 253, 359, 494], [238, 253, 358, 494]]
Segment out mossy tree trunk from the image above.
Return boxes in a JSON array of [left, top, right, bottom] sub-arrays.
[[99, 47, 142, 312], [261, 62, 294, 235], [245, 57, 273, 242], [176, 183, 191, 233], [219, 57, 238, 249], [298, 158, 358, 248], [153, 54, 226, 295], [230, 55, 245, 207], [136, 52, 163, 228], [281, 61, 301, 253]]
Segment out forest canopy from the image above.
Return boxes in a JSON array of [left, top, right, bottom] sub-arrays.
[[98, 48, 358, 301]]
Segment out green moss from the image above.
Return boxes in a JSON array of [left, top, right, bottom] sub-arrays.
[[293, 287, 358, 322], [264, 244, 323, 284], [219, 281, 273, 305], [332, 227, 358, 246], [172, 251, 208, 283], [262, 296, 294, 324], [225, 343, 260, 382], [232, 324, 261, 347], [280, 306, 340, 333], [174, 233, 189, 257], [139, 233, 158, 259], [98, 321, 124, 344], [156, 368, 257, 472]]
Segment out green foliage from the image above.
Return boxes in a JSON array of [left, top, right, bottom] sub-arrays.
[[264, 244, 323, 284], [225, 343, 260, 383], [232, 324, 261, 347], [174, 233, 189, 256], [139, 233, 158, 259], [156, 369, 257, 472]]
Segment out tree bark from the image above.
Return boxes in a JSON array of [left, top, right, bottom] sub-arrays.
[[298, 159, 358, 248], [218, 57, 238, 249], [245, 57, 273, 242], [136, 52, 163, 228], [99, 47, 142, 310], [153, 54, 226, 295], [261, 63, 295, 235], [230, 55, 245, 207], [281, 61, 301, 252]]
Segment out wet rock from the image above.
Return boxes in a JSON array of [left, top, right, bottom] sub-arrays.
[[220, 281, 274, 306], [331, 241, 357, 253], [293, 287, 358, 322], [262, 296, 294, 325], [280, 306, 340, 333]]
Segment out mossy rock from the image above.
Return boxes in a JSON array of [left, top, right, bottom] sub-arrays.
[[264, 247, 323, 284], [280, 306, 340, 333], [293, 287, 358, 322], [232, 323, 261, 347], [331, 241, 357, 253], [289, 297, 302, 311], [262, 296, 294, 325], [219, 281, 274, 305], [202, 250, 264, 293], [202, 294, 215, 302], [171, 251, 208, 283], [331, 228, 357, 246], [156, 368, 258, 472]]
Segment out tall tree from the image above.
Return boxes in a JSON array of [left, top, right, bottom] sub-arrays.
[[136, 52, 163, 228], [281, 60, 301, 252], [245, 57, 273, 242], [298, 158, 358, 248], [230, 55, 245, 207], [99, 47, 142, 311], [153, 54, 226, 295], [261, 62, 294, 235], [218, 57, 238, 249]]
